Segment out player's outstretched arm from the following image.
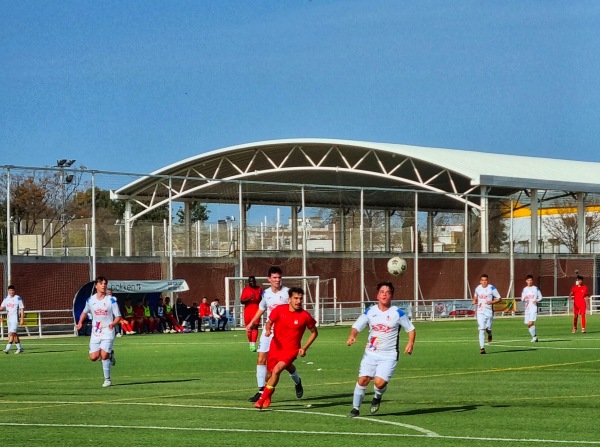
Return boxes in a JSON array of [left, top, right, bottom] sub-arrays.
[[264, 318, 273, 337], [404, 329, 416, 355], [347, 328, 359, 346], [76, 311, 88, 330], [246, 308, 264, 332], [299, 326, 319, 357]]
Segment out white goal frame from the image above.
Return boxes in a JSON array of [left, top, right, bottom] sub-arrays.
[[225, 276, 321, 326]]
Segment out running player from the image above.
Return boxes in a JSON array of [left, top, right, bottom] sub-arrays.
[[346, 281, 415, 417], [254, 287, 318, 410], [246, 266, 303, 403], [0, 285, 25, 354], [76, 276, 121, 387], [240, 276, 262, 351], [472, 274, 501, 354], [570, 275, 589, 333], [521, 274, 542, 342]]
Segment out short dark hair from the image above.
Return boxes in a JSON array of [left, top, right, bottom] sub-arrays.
[[526, 274, 534, 280], [267, 266, 282, 277], [577, 275, 584, 280], [288, 287, 304, 297], [376, 281, 394, 294], [95, 275, 108, 284], [7, 285, 15, 290], [481, 274, 489, 279]]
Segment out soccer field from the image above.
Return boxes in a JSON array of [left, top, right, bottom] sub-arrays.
[[1, 316, 598, 447]]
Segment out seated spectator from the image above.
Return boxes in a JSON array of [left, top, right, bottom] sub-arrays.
[[184, 301, 201, 332], [210, 298, 228, 331], [155, 296, 169, 332], [175, 296, 189, 325], [142, 298, 159, 333], [164, 296, 185, 333], [132, 299, 148, 333], [120, 298, 137, 335], [199, 297, 212, 332]]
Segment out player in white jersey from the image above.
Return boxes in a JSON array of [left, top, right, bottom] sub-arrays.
[[521, 274, 542, 342], [472, 274, 502, 354], [76, 276, 122, 387], [346, 282, 416, 418], [0, 285, 25, 354], [246, 266, 303, 403]]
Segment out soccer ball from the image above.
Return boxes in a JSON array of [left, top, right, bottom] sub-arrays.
[[387, 257, 408, 277]]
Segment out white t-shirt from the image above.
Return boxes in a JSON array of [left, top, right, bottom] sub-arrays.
[[83, 294, 121, 340], [1, 295, 24, 323], [259, 286, 290, 319], [521, 286, 542, 312], [352, 305, 415, 358], [474, 284, 501, 317]]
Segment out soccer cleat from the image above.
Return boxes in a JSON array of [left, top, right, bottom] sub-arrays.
[[110, 349, 116, 366], [248, 391, 262, 403], [3, 349, 9, 354], [102, 379, 112, 388], [370, 397, 381, 414], [15, 349, 23, 354], [254, 387, 274, 410], [116, 333, 122, 337], [486, 329, 493, 343], [347, 408, 360, 418], [295, 379, 304, 399], [582, 329, 587, 333], [572, 328, 577, 334], [531, 336, 538, 343], [249, 345, 257, 352], [480, 348, 486, 354]]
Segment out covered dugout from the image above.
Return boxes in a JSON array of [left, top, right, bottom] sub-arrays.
[[73, 279, 190, 332]]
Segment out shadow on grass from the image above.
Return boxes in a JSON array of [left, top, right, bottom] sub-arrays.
[[274, 393, 354, 409], [385, 404, 481, 416], [487, 348, 535, 354], [115, 378, 202, 387]]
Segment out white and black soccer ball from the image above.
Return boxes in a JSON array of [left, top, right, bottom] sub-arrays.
[[387, 257, 408, 277]]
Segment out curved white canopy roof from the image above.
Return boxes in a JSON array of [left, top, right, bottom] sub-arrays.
[[114, 139, 600, 218]]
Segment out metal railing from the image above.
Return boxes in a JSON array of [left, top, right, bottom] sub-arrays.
[[0, 309, 75, 338]]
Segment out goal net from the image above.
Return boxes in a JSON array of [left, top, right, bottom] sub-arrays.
[[225, 276, 324, 327]]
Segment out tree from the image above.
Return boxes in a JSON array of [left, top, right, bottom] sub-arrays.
[[0, 170, 86, 244], [468, 199, 509, 253], [542, 210, 600, 253], [176, 202, 210, 223]]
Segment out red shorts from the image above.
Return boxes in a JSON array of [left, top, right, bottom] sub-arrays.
[[574, 300, 587, 315], [266, 348, 299, 372], [244, 304, 259, 326]]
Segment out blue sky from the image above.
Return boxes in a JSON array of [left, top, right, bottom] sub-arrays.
[[2, 0, 600, 176]]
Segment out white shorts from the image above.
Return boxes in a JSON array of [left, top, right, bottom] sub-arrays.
[[7, 319, 19, 334], [524, 310, 537, 324], [257, 330, 273, 353], [89, 337, 115, 354], [477, 313, 493, 331], [358, 352, 398, 383]]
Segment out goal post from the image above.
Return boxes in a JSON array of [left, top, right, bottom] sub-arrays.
[[225, 276, 321, 327]]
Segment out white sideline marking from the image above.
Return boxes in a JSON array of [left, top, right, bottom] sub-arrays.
[[0, 401, 437, 436], [0, 421, 599, 444], [3, 401, 600, 444]]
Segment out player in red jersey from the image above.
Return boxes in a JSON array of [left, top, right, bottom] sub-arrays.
[[254, 287, 318, 410], [570, 275, 589, 333], [240, 276, 262, 352]]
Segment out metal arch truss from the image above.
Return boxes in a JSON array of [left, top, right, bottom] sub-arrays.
[[114, 143, 482, 222]]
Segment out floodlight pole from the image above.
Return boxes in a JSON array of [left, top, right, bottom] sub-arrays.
[[56, 159, 75, 257]]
